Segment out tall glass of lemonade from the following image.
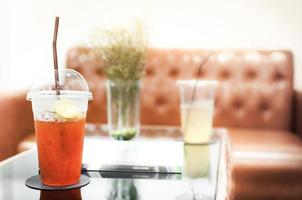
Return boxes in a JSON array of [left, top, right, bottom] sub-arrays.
[[27, 69, 92, 186], [177, 80, 217, 144]]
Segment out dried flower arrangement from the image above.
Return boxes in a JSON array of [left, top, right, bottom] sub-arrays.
[[91, 22, 147, 80], [91, 22, 148, 140]]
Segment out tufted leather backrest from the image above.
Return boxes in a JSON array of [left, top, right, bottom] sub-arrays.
[[66, 48, 293, 130]]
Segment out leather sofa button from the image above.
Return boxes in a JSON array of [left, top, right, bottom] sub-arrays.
[[196, 70, 204, 77], [169, 68, 179, 77], [219, 70, 231, 80], [155, 96, 167, 106], [232, 98, 245, 118], [146, 68, 155, 76], [233, 100, 243, 110], [245, 70, 257, 80], [259, 102, 270, 112], [273, 71, 284, 82], [95, 68, 103, 76]]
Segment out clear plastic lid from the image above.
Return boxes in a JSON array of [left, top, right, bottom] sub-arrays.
[[27, 68, 93, 101], [177, 80, 218, 87]]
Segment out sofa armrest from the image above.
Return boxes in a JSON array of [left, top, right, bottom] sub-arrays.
[[293, 90, 302, 136], [0, 91, 34, 161]]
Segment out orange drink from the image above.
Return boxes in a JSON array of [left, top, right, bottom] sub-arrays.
[[35, 119, 85, 186]]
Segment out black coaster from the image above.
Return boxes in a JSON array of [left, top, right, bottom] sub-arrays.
[[25, 175, 90, 191]]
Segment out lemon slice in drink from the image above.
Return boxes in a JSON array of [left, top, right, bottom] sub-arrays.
[[54, 99, 81, 120]]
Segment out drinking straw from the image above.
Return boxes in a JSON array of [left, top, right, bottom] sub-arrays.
[[53, 16, 60, 95], [190, 52, 212, 104]]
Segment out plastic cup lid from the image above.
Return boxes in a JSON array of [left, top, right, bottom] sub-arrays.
[[177, 80, 218, 87], [27, 68, 92, 101]]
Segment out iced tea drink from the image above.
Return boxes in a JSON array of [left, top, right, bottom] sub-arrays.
[[35, 118, 85, 186], [27, 69, 92, 187], [31, 97, 90, 186]]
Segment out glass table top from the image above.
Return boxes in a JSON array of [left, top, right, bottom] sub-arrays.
[[0, 126, 230, 200]]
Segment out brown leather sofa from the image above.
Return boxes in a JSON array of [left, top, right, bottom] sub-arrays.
[[0, 47, 301, 199], [67, 47, 302, 200], [0, 91, 33, 160]]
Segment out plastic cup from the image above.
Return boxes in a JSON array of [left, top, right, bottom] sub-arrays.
[[177, 80, 217, 144], [27, 69, 92, 186]]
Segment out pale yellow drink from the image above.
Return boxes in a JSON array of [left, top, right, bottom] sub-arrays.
[[181, 100, 214, 144], [184, 144, 210, 178]]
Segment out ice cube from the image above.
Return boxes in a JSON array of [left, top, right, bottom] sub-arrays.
[[41, 111, 56, 121]]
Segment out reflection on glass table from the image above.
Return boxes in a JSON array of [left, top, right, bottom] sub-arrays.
[[0, 126, 232, 200], [39, 189, 82, 200]]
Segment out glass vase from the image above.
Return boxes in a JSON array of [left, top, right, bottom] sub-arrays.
[[106, 79, 140, 140]]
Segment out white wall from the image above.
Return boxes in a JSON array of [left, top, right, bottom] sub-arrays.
[[1, 0, 302, 91]]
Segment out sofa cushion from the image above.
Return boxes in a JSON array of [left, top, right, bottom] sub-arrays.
[[229, 128, 302, 199], [229, 128, 302, 153]]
